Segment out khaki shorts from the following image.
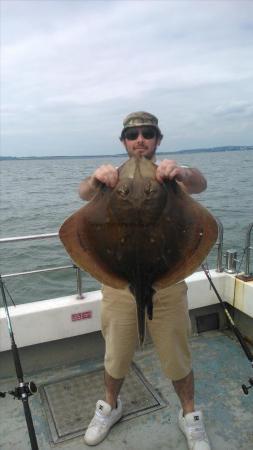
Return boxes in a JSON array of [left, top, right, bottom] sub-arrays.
[[101, 281, 192, 381]]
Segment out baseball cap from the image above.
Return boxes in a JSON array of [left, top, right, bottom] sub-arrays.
[[120, 111, 163, 139]]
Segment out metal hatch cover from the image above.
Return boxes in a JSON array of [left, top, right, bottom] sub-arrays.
[[39, 363, 167, 445]]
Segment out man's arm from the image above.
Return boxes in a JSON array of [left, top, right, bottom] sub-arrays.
[[79, 164, 118, 201], [79, 175, 101, 201], [156, 159, 207, 194]]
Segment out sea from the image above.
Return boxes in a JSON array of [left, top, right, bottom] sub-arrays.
[[0, 150, 252, 305]]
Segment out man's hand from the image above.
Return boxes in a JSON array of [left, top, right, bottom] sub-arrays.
[[79, 164, 118, 201], [156, 159, 207, 194], [156, 159, 188, 183], [93, 164, 118, 188]]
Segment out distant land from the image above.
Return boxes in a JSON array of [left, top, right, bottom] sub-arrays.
[[0, 145, 252, 160]]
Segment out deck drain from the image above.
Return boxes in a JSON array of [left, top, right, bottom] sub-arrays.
[[40, 363, 167, 444]]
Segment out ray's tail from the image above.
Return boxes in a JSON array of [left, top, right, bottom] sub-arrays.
[[130, 284, 155, 346], [136, 303, 146, 346]]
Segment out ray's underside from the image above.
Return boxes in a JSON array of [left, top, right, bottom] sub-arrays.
[[59, 157, 218, 344]]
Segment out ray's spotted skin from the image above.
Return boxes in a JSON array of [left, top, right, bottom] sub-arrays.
[[59, 156, 218, 344]]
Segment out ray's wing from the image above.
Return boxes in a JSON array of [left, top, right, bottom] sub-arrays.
[[59, 191, 128, 289], [153, 182, 218, 289]]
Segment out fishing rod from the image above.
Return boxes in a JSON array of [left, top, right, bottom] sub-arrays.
[[201, 264, 253, 395], [0, 276, 39, 450]]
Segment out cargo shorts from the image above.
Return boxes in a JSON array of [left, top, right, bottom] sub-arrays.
[[101, 281, 192, 381]]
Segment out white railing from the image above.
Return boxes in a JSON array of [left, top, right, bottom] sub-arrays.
[[0, 221, 252, 302], [0, 233, 84, 299]]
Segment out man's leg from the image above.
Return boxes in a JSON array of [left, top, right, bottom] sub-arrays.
[[176, 369, 211, 449], [148, 283, 211, 449], [84, 285, 137, 446], [84, 371, 124, 446], [172, 369, 194, 415], [104, 370, 124, 409], [101, 285, 138, 408]]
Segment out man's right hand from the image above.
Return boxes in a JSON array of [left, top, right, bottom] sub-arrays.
[[93, 164, 118, 188], [79, 165, 118, 201]]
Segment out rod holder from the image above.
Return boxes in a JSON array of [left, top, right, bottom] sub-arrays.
[[75, 267, 84, 299], [215, 218, 224, 272], [244, 223, 253, 277], [224, 249, 237, 274]]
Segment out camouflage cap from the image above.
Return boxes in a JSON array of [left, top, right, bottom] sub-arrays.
[[121, 111, 162, 139]]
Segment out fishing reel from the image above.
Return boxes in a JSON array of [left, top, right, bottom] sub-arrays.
[[242, 377, 253, 395], [0, 381, 37, 400], [8, 381, 37, 400]]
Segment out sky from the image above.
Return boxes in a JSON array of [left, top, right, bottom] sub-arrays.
[[1, 0, 253, 157]]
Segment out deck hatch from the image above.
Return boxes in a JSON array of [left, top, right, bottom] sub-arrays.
[[196, 312, 220, 333], [40, 363, 167, 444]]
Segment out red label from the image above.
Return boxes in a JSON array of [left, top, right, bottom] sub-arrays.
[[71, 311, 92, 321]]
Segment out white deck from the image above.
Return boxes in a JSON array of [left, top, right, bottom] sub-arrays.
[[0, 270, 253, 449]]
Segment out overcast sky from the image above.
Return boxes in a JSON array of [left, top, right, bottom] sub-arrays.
[[1, 0, 253, 157]]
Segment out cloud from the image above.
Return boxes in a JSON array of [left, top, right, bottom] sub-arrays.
[[214, 101, 253, 117], [1, 0, 253, 155]]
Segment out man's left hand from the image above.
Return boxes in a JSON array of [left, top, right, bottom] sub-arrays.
[[156, 159, 188, 184]]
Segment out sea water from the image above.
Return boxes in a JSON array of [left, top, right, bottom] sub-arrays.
[[0, 150, 252, 305]]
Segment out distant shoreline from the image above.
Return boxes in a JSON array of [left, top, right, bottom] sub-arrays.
[[1, 145, 252, 160]]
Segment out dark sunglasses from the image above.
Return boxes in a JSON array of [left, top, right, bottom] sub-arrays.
[[124, 126, 157, 141]]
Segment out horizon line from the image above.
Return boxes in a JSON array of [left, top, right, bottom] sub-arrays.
[[1, 145, 252, 160]]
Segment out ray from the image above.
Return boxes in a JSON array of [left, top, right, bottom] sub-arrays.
[[59, 157, 218, 344]]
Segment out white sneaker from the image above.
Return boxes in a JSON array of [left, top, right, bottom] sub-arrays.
[[178, 409, 211, 450], [84, 398, 122, 446]]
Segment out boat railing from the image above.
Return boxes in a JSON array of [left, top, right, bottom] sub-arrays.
[[0, 222, 252, 303], [244, 222, 253, 278], [214, 220, 253, 277], [0, 233, 84, 299], [215, 218, 223, 273]]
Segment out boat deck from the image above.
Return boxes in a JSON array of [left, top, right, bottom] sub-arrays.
[[0, 330, 252, 450]]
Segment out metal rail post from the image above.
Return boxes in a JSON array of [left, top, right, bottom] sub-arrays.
[[215, 218, 224, 272], [244, 222, 253, 278], [75, 267, 84, 299]]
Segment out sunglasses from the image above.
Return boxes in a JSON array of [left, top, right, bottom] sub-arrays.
[[124, 126, 157, 141]]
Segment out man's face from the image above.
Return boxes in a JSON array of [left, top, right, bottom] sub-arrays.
[[122, 126, 161, 160]]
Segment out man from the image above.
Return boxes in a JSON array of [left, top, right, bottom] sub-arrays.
[[79, 112, 211, 450]]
